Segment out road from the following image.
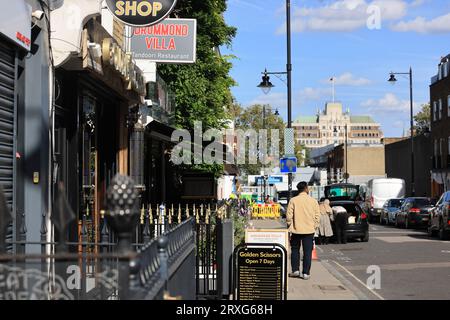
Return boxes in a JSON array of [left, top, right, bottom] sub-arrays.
[[317, 223, 450, 300]]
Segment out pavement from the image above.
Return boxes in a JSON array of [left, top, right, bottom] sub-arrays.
[[247, 219, 361, 300]]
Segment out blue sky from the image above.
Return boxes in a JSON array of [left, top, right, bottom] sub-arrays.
[[221, 0, 450, 137]]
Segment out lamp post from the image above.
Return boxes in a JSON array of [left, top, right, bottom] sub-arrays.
[[334, 124, 348, 183], [388, 67, 415, 196], [261, 106, 280, 202], [257, 0, 292, 203]]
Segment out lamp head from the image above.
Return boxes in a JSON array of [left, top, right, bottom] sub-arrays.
[[274, 109, 280, 116], [257, 70, 274, 95], [388, 73, 397, 84]]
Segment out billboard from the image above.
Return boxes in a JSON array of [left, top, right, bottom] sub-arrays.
[[131, 18, 197, 64]]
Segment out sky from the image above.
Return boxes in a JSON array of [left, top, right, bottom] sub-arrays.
[[221, 0, 450, 137]]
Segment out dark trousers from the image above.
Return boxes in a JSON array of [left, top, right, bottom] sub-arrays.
[[290, 233, 314, 275], [335, 213, 348, 244]]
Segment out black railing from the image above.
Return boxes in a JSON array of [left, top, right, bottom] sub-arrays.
[[0, 174, 231, 300]]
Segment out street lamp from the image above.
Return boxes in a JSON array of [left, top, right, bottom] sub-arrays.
[[261, 106, 281, 202], [388, 67, 415, 196], [334, 125, 348, 183], [257, 0, 293, 203]]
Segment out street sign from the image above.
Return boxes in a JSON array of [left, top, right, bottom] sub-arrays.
[[131, 19, 197, 63], [280, 157, 297, 173], [255, 176, 283, 185], [233, 243, 287, 300], [105, 0, 177, 27]]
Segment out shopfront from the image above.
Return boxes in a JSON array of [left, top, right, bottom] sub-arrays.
[[0, 1, 32, 251], [54, 18, 145, 243]]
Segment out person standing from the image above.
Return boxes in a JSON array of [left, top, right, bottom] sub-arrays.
[[318, 199, 334, 245], [286, 182, 320, 280]]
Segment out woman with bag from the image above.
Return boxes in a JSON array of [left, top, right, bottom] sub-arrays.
[[318, 199, 334, 245]]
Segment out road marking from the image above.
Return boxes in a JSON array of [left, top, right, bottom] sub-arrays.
[[373, 236, 450, 243], [332, 261, 385, 300], [343, 261, 450, 271]]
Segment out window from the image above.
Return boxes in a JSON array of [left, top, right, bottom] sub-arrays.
[[433, 101, 437, 121], [439, 99, 443, 120], [448, 96, 450, 117]]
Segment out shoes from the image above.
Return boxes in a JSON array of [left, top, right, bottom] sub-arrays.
[[302, 274, 311, 280], [289, 271, 301, 278]]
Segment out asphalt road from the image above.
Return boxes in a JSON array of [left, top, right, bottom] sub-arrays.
[[317, 223, 450, 300]]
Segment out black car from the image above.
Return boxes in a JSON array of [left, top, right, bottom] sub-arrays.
[[325, 184, 369, 242], [395, 197, 434, 229], [428, 191, 450, 240]]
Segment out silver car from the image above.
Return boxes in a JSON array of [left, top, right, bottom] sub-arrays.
[[380, 198, 405, 225]]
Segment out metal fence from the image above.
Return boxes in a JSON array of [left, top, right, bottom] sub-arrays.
[[0, 174, 230, 300]]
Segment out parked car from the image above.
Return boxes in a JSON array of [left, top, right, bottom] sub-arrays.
[[428, 191, 450, 240], [363, 178, 406, 223], [380, 198, 405, 225], [395, 197, 434, 229], [325, 183, 369, 242]]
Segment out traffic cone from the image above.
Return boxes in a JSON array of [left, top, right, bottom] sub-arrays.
[[312, 240, 319, 260]]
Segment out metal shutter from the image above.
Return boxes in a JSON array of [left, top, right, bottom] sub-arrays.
[[0, 41, 16, 251]]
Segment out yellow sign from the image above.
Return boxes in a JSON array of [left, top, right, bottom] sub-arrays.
[[251, 204, 281, 219]]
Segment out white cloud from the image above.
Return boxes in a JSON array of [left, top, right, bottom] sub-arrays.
[[298, 87, 332, 101], [361, 93, 420, 114], [249, 92, 286, 107], [324, 73, 372, 86], [277, 0, 408, 33], [391, 13, 450, 34]]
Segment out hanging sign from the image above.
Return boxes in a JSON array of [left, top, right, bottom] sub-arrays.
[[131, 18, 197, 63], [105, 0, 177, 27]]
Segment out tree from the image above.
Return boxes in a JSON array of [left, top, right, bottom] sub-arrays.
[[158, 0, 237, 131], [414, 103, 430, 135]]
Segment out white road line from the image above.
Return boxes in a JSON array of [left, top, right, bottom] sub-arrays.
[[333, 261, 385, 301]]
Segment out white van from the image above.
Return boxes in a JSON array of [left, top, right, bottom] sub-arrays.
[[364, 178, 406, 222]]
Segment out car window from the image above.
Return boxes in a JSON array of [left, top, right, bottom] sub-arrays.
[[413, 198, 432, 207], [445, 193, 450, 202], [390, 199, 403, 208]]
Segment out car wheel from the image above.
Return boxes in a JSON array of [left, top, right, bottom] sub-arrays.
[[380, 214, 385, 225], [395, 217, 399, 228], [405, 218, 409, 229], [427, 224, 435, 237], [439, 222, 449, 240], [362, 231, 369, 242]]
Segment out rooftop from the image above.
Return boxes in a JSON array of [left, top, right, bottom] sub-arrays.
[[294, 115, 319, 124], [350, 116, 376, 123]]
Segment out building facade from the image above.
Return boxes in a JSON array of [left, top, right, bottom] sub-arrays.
[[293, 102, 383, 148], [385, 135, 432, 197], [430, 55, 450, 197], [327, 143, 386, 185]]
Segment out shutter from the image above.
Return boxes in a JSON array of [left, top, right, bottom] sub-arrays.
[[0, 41, 17, 252]]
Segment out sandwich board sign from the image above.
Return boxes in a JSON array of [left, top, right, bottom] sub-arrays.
[[233, 243, 287, 300]]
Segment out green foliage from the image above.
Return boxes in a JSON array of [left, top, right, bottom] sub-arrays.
[[158, 0, 237, 131], [414, 103, 430, 135]]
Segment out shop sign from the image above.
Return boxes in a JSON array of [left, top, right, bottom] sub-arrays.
[[101, 38, 145, 95], [105, 0, 177, 27], [130, 18, 196, 63], [0, 0, 31, 51]]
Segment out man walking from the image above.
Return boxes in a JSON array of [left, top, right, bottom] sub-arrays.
[[286, 182, 320, 280]]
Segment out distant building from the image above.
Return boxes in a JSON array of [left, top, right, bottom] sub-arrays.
[[327, 143, 386, 186], [293, 102, 383, 148], [385, 135, 432, 197], [430, 54, 450, 197]]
